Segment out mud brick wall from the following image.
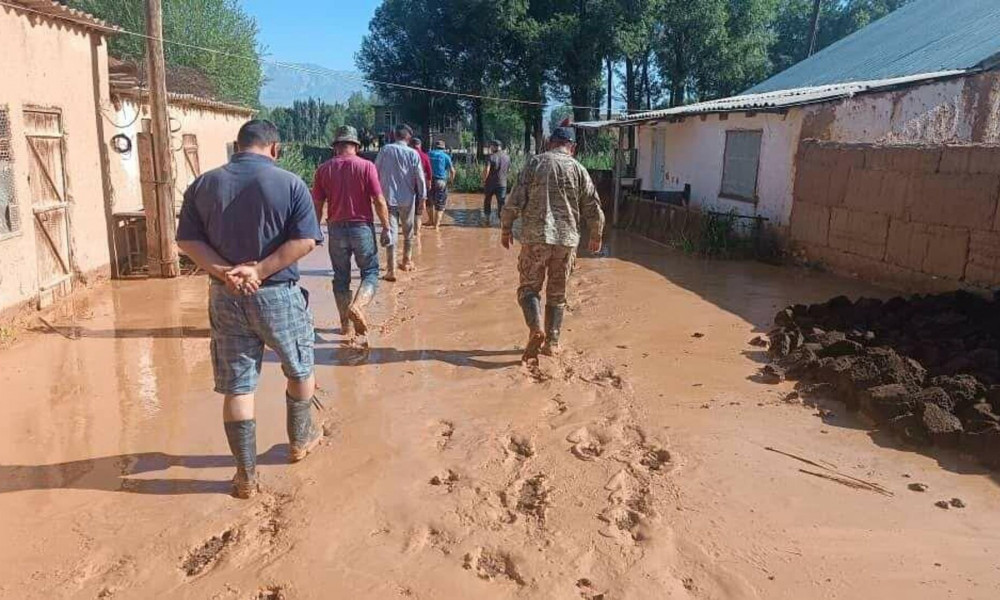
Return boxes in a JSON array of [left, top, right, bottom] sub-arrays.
[[789, 141, 1000, 291]]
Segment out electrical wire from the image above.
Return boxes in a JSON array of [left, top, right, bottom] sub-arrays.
[[100, 106, 142, 129], [0, 0, 606, 112]]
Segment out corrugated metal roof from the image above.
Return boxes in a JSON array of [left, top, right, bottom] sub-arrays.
[[111, 86, 255, 116], [746, 0, 1000, 94], [6, 0, 119, 34], [576, 70, 967, 128]]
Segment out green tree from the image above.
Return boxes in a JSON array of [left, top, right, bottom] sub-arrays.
[[345, 92, 375, 132], [653, 0, 776, 106], [73, 0, 263, 105], [357, 0, 461, 140], [769, 0, 912, 74], [548, 105, 574, 132], [482, 100, 525, 150]]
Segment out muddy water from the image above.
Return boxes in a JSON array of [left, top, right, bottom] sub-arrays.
[[1, 194, 999, 599]]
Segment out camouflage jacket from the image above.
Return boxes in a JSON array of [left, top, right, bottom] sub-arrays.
[[501, 148, 605, 247]]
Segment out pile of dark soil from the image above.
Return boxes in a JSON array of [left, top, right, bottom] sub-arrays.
[[760, 291, 1000, 469]]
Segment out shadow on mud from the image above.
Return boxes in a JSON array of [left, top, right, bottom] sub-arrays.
[[443, 208, 492, 228], [782, 386, 1000, 485], [297, 343, 521, 370], [598, 230, 888, 332], [30, 325, 210, 340], [0, 445, 288, 496]]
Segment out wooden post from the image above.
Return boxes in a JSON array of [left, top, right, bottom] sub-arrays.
[[144, 0, 179, 277], [613, 126, 624, 228]]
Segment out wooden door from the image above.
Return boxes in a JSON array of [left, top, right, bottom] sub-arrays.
[[179, 134, 200, 213], [650, 130, 666, 190], [23, 108, 71, 293]]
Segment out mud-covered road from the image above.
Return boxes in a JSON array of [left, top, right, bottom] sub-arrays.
[[1, 195, 999, 599]]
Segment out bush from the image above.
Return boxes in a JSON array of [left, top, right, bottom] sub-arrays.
[[278, 143, 321, 187]]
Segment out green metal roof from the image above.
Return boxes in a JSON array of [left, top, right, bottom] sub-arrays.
[[747, 0, 1000, 94]]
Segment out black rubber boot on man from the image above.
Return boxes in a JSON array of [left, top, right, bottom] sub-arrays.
[[224, 420, 258, 499], [334, 290, 354, 337], [518, 293, 546, 361], [287, 393, 322, 463], [541, 304, 565, 356]]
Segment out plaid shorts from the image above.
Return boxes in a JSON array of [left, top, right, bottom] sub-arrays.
[[208, 281, 315, 395]]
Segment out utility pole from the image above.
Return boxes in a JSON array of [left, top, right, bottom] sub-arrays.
[[807, 0, 822, 58], [144, 0, 179, 277]]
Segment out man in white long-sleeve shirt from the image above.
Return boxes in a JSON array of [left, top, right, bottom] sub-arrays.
[[375, 124, 427, 279]]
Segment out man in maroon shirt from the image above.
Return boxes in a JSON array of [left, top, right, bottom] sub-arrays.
[[312, 126, 391, 337], [411, 137, 433, 233]]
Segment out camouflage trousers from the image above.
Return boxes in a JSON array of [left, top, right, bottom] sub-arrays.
[[517, 243, 576, 308]]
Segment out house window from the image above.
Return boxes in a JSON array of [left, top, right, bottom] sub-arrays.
[[0, 107, 20, 239], [720, 129, 762, 202], [383, 110, 393, 126]]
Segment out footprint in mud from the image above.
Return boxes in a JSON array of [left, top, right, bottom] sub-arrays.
[[405, 524, 456, 555], [429, 469, 460, 492], [181, 528, 239, 577], [566, 427, 608, 462], [576, 578, 607, 600], [434, 420, 455, 451], [513, 474, 550, 525], [639, 446, 673, 473], [598, 469, 657, 543], [506, 435, 535, 460], [546, 394, 568, 416], [583, 365, 625, 389], [463, 547, 526, 586], [255, 584, 287, 600]]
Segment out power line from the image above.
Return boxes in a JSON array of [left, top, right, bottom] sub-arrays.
[[2, 0, 604, 111]]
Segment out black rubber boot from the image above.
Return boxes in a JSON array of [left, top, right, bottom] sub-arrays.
[[334, 290, 354, 336], [541, 305, 565, 356], [518, 292, 546, 361], [224, 420, 258, 499], [287, 393, 321, 463]]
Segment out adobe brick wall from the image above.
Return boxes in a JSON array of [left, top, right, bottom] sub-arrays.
[[789, 140, 1000, 291]]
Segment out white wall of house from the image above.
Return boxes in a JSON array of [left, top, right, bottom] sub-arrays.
[[633, 72, 1000, 230], [0, 7, 112, 314], [107, 95, 250, 213], [635, 110, 806, 226]]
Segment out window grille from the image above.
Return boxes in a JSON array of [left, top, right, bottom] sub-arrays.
[[0, 107, 19, 237]]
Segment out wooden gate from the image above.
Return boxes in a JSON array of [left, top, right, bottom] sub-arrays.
[[178, 134, 200, 213], [23, 108, 72, 297]]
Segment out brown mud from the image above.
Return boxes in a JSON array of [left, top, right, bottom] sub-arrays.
[[0, 195, 999, 599]]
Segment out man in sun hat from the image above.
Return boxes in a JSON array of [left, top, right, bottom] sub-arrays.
[[312, 125, 391, 338]]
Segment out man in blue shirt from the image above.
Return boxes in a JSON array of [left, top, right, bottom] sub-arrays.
[[375, 124, 427, 279], [427, 140, 456, 229], [176, 120, 325, 499]]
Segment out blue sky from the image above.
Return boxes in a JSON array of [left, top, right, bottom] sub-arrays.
[[242, 0, 379, 71]]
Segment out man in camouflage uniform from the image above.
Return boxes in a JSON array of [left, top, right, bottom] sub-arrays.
[[501, 126, 605, 361]]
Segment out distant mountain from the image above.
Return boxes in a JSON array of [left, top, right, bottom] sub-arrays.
[[260, 62, 367, 107]]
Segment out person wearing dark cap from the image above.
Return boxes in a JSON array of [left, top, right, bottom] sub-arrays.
[[312, 125, 391, 339], [176, 120, 325, 499], [410, 137, 433, 234], [500, 126, 605, 361], [482, 140, 511, 227]]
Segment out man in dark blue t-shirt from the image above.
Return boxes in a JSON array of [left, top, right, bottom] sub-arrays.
[[176, 120, 324, 499]]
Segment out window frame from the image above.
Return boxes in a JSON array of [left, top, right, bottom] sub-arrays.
[[719, 129, 763, 204]]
